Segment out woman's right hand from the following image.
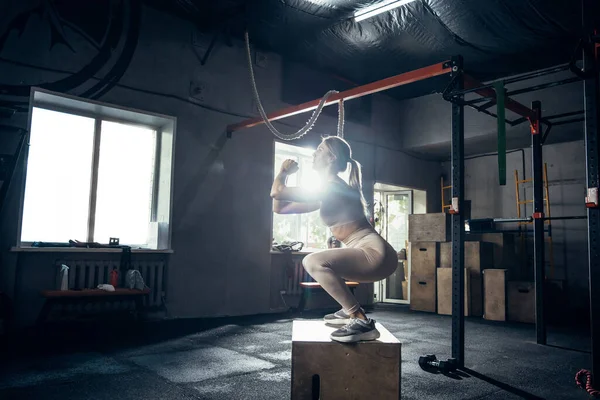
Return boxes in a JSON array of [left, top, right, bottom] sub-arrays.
[[280, 159, 299, 175]]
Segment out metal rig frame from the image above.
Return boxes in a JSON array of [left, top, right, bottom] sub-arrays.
[[226, 7, 599, 381]]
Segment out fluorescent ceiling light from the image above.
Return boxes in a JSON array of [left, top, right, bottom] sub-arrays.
[[353, 0, 417, 22]]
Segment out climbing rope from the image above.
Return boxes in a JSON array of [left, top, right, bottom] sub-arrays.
[[575, 369, 600, 398], [337, 99, 344, 138], [244, 31, 345, 140]]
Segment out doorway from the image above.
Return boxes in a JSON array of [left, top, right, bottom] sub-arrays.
[[373, 183, 427, 305]]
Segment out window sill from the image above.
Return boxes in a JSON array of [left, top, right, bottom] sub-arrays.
[[11, 246, 174, 254]]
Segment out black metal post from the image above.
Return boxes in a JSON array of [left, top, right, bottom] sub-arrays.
[[582, 0, 600, 379], [531, 100, 546, 345], [450, 55, 465, 367]]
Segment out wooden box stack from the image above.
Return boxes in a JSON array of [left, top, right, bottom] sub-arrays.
[[408, 213, 533, 323]]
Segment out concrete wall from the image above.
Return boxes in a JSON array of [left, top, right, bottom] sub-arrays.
[[442, 140, 590, 315], [0, 5, 442, 327]]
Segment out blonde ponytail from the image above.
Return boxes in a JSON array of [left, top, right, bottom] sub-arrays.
[[349, 158, 368, 215]]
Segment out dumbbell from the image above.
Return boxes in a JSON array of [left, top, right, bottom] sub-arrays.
[[418, 354, 457, 373]]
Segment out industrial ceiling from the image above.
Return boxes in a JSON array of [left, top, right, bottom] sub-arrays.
[[147, 0, 584, 101]]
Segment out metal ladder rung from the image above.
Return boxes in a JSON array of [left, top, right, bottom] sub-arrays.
[[517, 198, 548, 205], [442, 185, 452, 190], [517, 179, 533, 183]]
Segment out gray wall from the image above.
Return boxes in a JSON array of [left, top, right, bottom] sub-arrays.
[[0, 6, 442, 327], [442, 140, 590, 314]]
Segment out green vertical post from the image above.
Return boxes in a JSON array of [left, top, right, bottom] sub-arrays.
[[495, 81, 506, 186]]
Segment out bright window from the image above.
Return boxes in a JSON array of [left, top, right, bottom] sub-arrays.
[[21, 108, 157, 246], [19, 89, 176, 249], [272, 141, 349, 251], [20, 108, 95, 242]]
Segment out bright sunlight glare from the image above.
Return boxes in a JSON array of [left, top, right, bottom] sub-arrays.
[[21, 107, 95, 242]]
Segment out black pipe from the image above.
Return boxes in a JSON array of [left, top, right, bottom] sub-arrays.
[[546, 216, 588, 221], [507, 77, 582, 97], [545, 110, 585, 120], [462, 77, 582, 106], [466, 229, 550, 234], [450, 63, 572, 98], [551, 118, 585, 126], [502, 63, 571, 85], [532, 100, 546, 345], [470, 216, 588, 224]]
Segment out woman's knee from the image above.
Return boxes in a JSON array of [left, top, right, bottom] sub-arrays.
[[302, 253, 319, 275]]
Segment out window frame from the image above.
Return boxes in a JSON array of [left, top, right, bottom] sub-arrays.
[[16, 88, 177, 250]]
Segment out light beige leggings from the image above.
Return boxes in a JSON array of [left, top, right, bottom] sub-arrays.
[[302, 227, 398, 314]]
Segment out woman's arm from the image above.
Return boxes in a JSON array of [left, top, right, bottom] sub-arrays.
[[273, 199, 320, 214], [270, 160, 322, 214], [270, 171, 323, 202]]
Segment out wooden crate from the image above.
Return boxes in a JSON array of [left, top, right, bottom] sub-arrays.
[[507, 281, 535, 324], [437, 268, 470, 316], [410, 242, 438, 278], [483, 269, 508, 321], [410, 274, 436, 312], [479, 232, 517, 269], [439, 241, 494, 274], [291, 320, 401, 400], [408, 213, 450, 242], [439, 241, 490, 317]]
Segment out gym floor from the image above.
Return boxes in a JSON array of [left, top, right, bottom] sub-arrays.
[[0, 305, 592, 400]]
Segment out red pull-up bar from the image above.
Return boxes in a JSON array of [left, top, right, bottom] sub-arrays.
[[227, 61, 453, 133], [226, 60, 537, 134]]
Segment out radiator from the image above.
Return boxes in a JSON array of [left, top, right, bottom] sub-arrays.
[[54, 259, 166, 308], [284, 256, 314, 296]]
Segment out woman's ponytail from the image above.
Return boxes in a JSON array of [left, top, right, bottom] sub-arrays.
[[349, 158, 368, 215]]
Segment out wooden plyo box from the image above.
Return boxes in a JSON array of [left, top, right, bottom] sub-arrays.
[[410, 242, 438, 277], [408, 213, 450, 242], [439, 241, 491, 317], [437, 268, 470, 316], [507, 281, 535, 324], [483, 269, 508, 321], [291, 320, 401, 400]]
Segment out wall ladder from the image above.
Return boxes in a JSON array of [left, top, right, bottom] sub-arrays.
[[515, 163, 555, 279]]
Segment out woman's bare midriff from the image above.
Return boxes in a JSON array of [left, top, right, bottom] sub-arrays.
[[330, 218, 372, 243]]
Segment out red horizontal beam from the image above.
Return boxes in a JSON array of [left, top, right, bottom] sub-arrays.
[[463, 74, 535, 120], [227, 61, 452, 133]]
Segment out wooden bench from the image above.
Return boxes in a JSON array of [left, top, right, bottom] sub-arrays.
[[297, 281, 359, 312], [37, 288, 151, 326]]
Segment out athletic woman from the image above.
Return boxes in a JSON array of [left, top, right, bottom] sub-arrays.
[[270, 136, 398, 343]]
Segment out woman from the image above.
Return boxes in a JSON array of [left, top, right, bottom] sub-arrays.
[[270, 136, 398, 343]]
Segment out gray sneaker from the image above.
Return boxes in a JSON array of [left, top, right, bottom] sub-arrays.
[[330, 318, 381, 343], [323, 309, 353, 326]]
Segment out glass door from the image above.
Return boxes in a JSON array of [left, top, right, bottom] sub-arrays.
[[379, 190, 413, 304]]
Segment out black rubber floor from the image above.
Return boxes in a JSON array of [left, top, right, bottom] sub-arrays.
[[0, 305, 594, 399]]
